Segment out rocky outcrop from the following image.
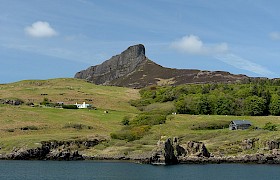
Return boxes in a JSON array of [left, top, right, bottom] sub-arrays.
[[74, 44, 250, 88], [241, 138, 259, 150], [265, 140, 280, 150], [150, 138, 178, 165], [3, 139, 104, 160], [150, 137, 210, 165], [75, 44, 147, 85], [178, 154, 280, 164], [0, 99, 23, 105]]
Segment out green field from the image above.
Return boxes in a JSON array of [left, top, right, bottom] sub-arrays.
[[1, 78, 280, 157]]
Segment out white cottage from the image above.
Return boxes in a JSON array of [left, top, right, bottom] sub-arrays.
[[75, 102, 91, 109]]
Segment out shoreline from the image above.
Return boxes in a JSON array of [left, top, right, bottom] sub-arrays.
[[1, 155, 280, 165]]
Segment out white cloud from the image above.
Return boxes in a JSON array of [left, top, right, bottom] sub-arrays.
[[170, 35, 228, 55], [269, 32, 280, 40], [215, 53, 274, 76], [25, 21, 58, 38], [171, 34, 274, 76]]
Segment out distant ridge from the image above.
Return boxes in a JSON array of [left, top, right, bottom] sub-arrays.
[[75, 44, 250, 88]]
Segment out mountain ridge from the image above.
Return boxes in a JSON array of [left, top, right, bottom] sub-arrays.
[[75, 44, 250, 88]]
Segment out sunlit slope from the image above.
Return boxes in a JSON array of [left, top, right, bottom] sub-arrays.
[[0, 78, 139, 152]]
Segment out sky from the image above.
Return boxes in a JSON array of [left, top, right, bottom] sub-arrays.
[[1, 0, 280, 83]]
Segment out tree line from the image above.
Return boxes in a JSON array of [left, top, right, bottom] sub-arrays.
[[130, 81, 280, 116]]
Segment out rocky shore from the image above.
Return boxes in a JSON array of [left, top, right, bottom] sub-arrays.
[[2, 137, 280, 165], [0, 139, 104, 161], [145, 137, 280, 165]]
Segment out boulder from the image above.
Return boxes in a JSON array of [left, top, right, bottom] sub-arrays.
[[150, 138, 178, 165], [150, 137, 210, 165], [241, 138, 259, 150], [179, 141, 210, 158], [266, 140, 280, 150]]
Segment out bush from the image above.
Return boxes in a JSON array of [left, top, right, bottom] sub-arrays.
[[133, 114, 166, 126], [110, 125, 150, 141], [263, 122, 277, 131], [143, 102, 176, 115], [121, 115, 131, 126], [64, 123, 93, 130], [6, 129, 15, 132], [20, 126, 39, 130], [129, 99, 153, 109], [62, 105, 78, 109]]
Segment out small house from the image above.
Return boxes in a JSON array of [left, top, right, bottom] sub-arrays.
[[75, 102, 91, 109], [229, 120, 252, 130]]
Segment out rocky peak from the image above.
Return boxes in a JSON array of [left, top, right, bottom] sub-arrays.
[[74, 44, 146, 85], [75, 44, 250, 88]]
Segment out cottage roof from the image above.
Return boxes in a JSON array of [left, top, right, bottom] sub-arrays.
[[231, 120, 252, 125]]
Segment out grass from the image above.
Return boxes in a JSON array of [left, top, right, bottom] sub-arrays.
[[0, 78, 139, 153], [147, 114, 280, 155], [1, 78, 280, 157], [0, 78, 139, 112]]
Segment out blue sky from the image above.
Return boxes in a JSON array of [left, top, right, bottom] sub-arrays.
[[1, 0, 280, 83]]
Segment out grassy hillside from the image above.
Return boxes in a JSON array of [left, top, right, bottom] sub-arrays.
[[1, 79, 280, 157], [86, 113, 280, 157], [0, 78, 139, 153], [0, 78, 139, 112]]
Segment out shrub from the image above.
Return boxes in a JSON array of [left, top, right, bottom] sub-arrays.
[[6, 129, 15, 132], [129, 99, 153, 109], [64, 123, 93, 130], [263, 122, 277, 131], [133, 114, 166, 126], [20, 126, 39, 130], [143, 102, 176, 115], [110, 125, 150, 141], [62, 105, 78, 109], [121, 115, 131, 126]]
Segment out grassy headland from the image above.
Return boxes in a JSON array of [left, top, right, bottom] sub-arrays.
[[1, 78, 280, 158]]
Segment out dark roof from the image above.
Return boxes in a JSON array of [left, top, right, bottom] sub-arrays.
[[231, 120, 252, 125]]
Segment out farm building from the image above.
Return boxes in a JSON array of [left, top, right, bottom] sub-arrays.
[[75, 102, 91, 109], [229, 120, 252, 130]]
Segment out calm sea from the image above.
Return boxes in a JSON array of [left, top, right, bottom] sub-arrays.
[[0, 160, 279, 180]]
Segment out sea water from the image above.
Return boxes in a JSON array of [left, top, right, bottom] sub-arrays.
[[0, 160, 279, 180]]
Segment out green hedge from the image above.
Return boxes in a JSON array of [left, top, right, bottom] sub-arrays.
[[62, 105, 78, 109]]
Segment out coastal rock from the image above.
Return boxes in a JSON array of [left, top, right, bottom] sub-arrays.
[[150, 137, 210, 165], [4, 139, 104, 160], [5, 146, 50, 160], [241, 138, 259, 150], [150, 138, 178, 165], [180, 141, 210, 158], [265, 140, 280, 150], [46, 149, 83, 160]]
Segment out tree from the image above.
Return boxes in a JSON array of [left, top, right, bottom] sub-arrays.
[[215, 96, 234, 115], [263, 122, 277, 131], [244, 96, 266, 116], [234, 98, 245, 116], [198, 95, 212, 115], [269, 95, 280, 115], [175, 94, 200, 114]]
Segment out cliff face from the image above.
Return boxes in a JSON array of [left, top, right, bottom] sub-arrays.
[[75, 44, 249, 88], [74, 44, 147, 85]]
